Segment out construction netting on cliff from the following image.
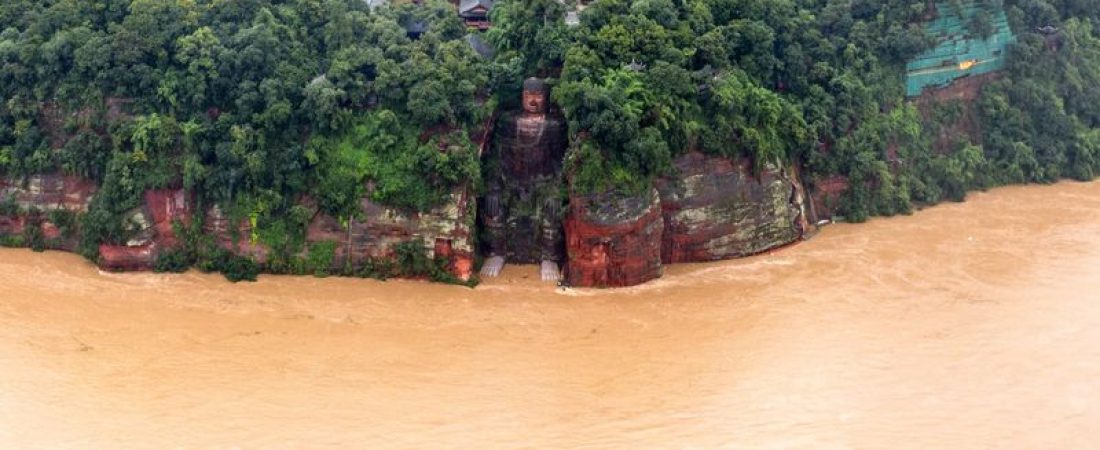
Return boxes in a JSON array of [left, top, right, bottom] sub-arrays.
[[905, 2, 1016, 97]]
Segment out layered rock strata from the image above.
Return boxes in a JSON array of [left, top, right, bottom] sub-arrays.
[[561, 152, 811, 288], [656, 152, 807, 264], [3, 153, 815, 287], [0, 174, 96, 251]]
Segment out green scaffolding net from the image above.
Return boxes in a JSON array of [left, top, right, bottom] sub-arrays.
[[905, 2, 1016, 97]]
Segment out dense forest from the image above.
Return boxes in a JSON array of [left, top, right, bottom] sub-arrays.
[[1, 0, 1098, 279]]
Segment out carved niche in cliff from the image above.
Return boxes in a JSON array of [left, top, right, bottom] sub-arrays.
[[480, 77, 569, 280]]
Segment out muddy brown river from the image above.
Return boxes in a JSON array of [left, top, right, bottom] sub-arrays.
[[1, 181, 1099, 449]]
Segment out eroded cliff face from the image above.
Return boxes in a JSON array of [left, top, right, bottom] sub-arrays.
[[561, 153, 811, 288], [564, 188, 664, 287], [0, 174, 97, 212], [3, 154, 814, 286], [0, 174, 475, 280], [0, 176, 190, 272], [657, 152, 806, 264], [2, 85, 816, 286], [0, 174, 96, 251], [306, 188, 476, 281]]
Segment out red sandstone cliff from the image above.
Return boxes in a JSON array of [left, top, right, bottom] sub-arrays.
[[562, 153, 811, 288], [3, 162, 809, 286], [98, 188, 193, 271], [564, 188, 664, 287], [97, 243, 157, 272]]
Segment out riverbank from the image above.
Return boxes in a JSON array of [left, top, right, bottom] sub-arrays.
[[2, 180, 1099, 448]]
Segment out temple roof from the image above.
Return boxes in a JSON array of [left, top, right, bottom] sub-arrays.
[[564, 11, 580, 27], [624, 58, 647, 72], [404, 19, 428, 38], [459, 0, 493, 14]]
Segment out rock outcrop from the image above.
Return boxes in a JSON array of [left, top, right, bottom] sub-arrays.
[[99, 188, 193, 271], [656, 152, 806, 264], [144, 189, 193, 249], [564, 188, 664, 287], [560, 152, 813, 287], [97, 243, 156, 271]]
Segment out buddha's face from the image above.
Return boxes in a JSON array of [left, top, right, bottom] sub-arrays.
[[522, 88, 547, 114]]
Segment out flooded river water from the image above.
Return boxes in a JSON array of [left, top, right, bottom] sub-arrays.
[[1, 181, 1099, 449]]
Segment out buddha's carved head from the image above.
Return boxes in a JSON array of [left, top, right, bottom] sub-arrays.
[[522, 77, 548, 114]]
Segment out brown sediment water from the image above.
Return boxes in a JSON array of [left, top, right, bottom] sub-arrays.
[[1, 181, 1099, 449]]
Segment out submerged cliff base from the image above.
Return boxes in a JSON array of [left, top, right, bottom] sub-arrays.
[[0, 151, 816, 288]]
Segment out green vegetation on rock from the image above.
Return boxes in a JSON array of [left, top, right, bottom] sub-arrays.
[[0, 0, 1098, 276]]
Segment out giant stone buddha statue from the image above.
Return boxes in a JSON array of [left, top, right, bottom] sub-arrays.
[[480, 78, 568, 281]]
